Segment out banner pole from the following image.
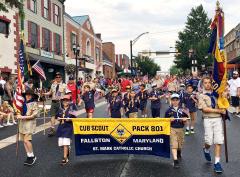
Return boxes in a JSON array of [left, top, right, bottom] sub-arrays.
[[222, 114, 229, 163]]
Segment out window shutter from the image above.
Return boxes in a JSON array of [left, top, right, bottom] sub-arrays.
[[52, 3, 55, 24], [48, 0, 51, 21], [53, 33, 56, 54], [37, 25, 40, 48], [41, 0, 44, 17], [28, 21, 31, 45], [49, 31, 52, 52], [27, 0, 30, 9], [59, 6, 61, 26], [60, 35, 62, 56], [42, 27, 45, 49]]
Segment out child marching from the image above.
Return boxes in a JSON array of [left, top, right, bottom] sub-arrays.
[[137, 84, 149, 117], [108, 88, 123, 118], [16, 89, 38, 166], [149, 83, 164, 118], [165, 93, 188, 169], [80, 84, 95, 118], [183, 84, 198, 135], [125, 89, 139, 118], [56, 94, 77, 165]]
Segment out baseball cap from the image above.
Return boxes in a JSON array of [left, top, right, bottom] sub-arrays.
[[151, 83, 157, 88], [233, 71, 239, 75], [171, 93, 180, 99]]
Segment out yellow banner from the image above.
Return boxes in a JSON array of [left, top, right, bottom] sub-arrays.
[[73, 118, 170, 136]]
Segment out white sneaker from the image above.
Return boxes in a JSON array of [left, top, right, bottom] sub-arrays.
[[0, 125, 4, 128], [13, 122, 17, 125], [6, 122, 14, 126], [3, 123, 8, 126]]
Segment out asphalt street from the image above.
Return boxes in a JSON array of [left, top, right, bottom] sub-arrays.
[[0, 99, 240, 177]]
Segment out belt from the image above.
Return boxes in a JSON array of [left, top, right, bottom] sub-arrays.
[[52, 100, 60, 103], [203, 116, 221, 119]]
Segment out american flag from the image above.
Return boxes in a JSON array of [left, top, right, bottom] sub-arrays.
[[13, 39, 25, 114], [32, 60, 46, 80]]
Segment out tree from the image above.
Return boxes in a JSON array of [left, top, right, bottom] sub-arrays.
[[136, 56, 160, 77], [169, 65, 184, 76], [0, 0, 22, 12], [175, 5, 213, 72]]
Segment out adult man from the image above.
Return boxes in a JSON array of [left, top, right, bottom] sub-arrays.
[[198, 76, 226, 173], [153, 75, 164, 89], [44, 72, 67, 136], [228, 71, 240, 115]]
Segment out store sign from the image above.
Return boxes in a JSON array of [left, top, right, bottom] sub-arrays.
[[40, 50, 54, 59]]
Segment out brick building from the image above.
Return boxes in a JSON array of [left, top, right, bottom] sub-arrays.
[[225, 23, 240, 74], [64, 14, 103, 80], [23, 0, 65, 87], [102, 42, 115, 78], [115, 54, 130, 73], [0, 4, 19, 78]]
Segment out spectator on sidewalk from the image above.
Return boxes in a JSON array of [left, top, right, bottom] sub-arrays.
[[228, 71, 240, 115]]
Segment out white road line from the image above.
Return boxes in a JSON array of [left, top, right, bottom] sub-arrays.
[[0, 101, 106, 150]]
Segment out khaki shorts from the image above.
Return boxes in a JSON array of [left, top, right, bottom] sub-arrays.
[[19, 133, 32, 141], [129, 112, 138, 118], [203, 118, 224, 145], [170, 128, 184, 149]]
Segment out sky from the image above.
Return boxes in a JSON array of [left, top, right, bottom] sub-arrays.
[[65, 0, 240, 71]]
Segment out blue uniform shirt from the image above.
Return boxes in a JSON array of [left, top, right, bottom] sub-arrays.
[[183, 92, 197, 112], [149, 90, 162, 109], [126, 98, 139, 113], [188, 78, 199, 91], [109, 95, 123, 118], [165, 106, 188, 128], [82, 90, 95, 109], [56, 106, 77, 138]]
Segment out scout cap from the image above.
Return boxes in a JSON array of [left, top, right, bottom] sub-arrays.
[[180, 83, 185, 87], [171, 93, 180, 99], [61, 94, 71, 100]]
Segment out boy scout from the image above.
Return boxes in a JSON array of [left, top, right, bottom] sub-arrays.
[[44, 72, 67, 136], [149, 83, 164, 118], [17, 89, 38, 166], [125, 89, 139, 118], [108, 88, 123, 118], [137, 84, 149, 117], [165, 93, 188, 169], [198, 76, 225, 173]]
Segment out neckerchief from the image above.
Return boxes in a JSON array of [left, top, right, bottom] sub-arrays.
[[205, 92, 216, 108], [22, 98, 34, 116]]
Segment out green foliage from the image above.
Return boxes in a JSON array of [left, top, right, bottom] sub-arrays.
[[0, 0, 23, 12], [175, 4, 213, 71], [136, 56, 160, 77], [169, 65, 183, 75]]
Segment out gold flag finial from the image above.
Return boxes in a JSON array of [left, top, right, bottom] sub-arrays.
[[216, 0, 220, 10]]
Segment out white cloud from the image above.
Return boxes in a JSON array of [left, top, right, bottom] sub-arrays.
[[65, 0, 240, 71]]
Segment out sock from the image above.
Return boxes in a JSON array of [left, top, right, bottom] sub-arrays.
[[29, 152, 34, 157], [191, 126, 194, 130], [215, 157, 220, 164], [27, 152, 31, 157], [186, 127, 189, 131], [204, 148, 210, 153]]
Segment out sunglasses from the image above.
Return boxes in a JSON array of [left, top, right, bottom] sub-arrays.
[[55, 76, 61, 78]]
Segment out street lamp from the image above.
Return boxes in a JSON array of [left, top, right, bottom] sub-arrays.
[[72, 43, 80, 102], [130, 32, 149, 76]]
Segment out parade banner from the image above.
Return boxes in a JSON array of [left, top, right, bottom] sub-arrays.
[[73, 118, 170, 158]]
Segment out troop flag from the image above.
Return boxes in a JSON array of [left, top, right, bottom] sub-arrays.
[[13, 39, 25, 114], [32, 60, 46, 80], [208, 1, 229, 109]]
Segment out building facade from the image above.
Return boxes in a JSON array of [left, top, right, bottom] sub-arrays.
[[64, 14, 103, 80], [225, 23, 240, 73], [0, 3, 19, 78], [23, 0, 65, 87], [102, 42, 115, 78], [115, 54, 130, 74]]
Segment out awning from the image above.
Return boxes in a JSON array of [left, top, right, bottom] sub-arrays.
[[228, 56, 240, 64], [28, 53, 66, 67]]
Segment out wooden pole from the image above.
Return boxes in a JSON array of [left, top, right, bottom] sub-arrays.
[[222, 114, 229, 163]]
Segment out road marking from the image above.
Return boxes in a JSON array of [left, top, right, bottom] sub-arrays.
[[0, 101, 106, 150], [119, 154, 134, 177]]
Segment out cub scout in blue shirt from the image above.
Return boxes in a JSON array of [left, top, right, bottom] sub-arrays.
[[108, 89, 123, 118], [165, 93, 188, 169]]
